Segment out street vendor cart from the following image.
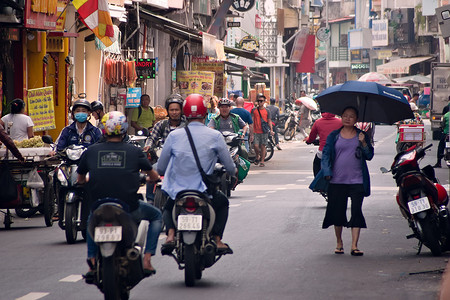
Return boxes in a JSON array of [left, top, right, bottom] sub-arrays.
[[0, 147, 60, 229]]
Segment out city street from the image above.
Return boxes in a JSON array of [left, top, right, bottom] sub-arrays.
[[2, 122, 449, 300]]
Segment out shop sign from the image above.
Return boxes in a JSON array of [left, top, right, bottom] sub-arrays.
[[125, 87, 142, 108], [25, 0, 68, 30], [231, 0, 255, 12], [377, 50, 392, 60], [0, 28, 20, 41], [177, 71, 215, 100], [192, 56, 225, 98], [289, 27, 309, 62], [238, 35, 260, 53], [227, 21, 241, 27], [27, 87, 56, 132], [350, 49, 361, 62], [372, 19, 388, 46], [135, 58, 157, 79], [350, 63, 370, 74]]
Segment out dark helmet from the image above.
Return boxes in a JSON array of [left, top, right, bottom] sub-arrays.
[[165, 94, 184, 110], [72, 99, 91, 111], [10, 98, 25, 114], [218, 98, 232, 106], [90, 100, 104, 112]]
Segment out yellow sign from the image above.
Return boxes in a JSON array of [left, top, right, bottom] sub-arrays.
[[377, 50, 392, 60], [192, 58, 224, 98], [28, 87, 56, 132], [177, 71, 215, 99]]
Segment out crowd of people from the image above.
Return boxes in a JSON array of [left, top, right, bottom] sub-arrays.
[[0, 91, 448, 291]]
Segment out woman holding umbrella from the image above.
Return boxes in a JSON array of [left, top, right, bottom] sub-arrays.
[[310, 106, 374, 256]]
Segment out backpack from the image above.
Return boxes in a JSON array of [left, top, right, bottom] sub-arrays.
[[138, 106, 154, 119]]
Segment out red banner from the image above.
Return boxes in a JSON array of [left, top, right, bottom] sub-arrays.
[[295, 35, 316, 73]]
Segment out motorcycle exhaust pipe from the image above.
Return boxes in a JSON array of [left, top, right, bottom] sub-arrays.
[[126, 247, 140, 261], [204, 243, 216, 268]]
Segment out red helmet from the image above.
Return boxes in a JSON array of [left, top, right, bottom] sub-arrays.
[[435, 183, 449, 205], [183, 94, 207, 118], [295, 99, 302, 106]]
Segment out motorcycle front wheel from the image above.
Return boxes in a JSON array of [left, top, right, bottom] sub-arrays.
[[65, 203, 78, 244], [264, 142, 274, 162], [417, 217, 442, 256], [184, 244, 197, 287], [15, 208, 38, 218]]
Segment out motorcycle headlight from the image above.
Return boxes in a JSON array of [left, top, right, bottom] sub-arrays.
[[57, 169, 68, 186], [395, 151, 416, 167], [66, 147, 85, 160]]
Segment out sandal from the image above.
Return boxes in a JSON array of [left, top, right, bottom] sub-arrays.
[[259, 162, 265, 167], [254, 159, 260, 166], [217, 243, 233, 255], [143, 268, 156, 277], [351, 249, 364, 256], [334, 247, 344, 254]]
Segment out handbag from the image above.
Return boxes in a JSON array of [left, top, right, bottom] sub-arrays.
[[257, 108, 270, 133], [0, 162, 18, 203], [184, 127, 221, 193]]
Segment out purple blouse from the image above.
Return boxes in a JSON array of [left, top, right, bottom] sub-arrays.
[[330, 134, 363, 184]]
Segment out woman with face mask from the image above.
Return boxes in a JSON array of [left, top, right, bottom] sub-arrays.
[[55, 99, 102, 152]]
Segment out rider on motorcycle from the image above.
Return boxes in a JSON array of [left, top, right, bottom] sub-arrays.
[[142, 94, 188, 203], [208, 98, 248, 135], [77, 111, 162, 277], [54, 99, 102, 152], [157, 94, 236, 254]]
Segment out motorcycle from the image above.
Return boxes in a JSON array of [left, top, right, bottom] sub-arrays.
[[284, 110, 299, 141], [86, 177, 150, 300], [381, 144, 450, 256], [220, 131, 250, 197], [445, 134, 450, 167], [162, 167, 232, 287], [53, 143, 88, 244]]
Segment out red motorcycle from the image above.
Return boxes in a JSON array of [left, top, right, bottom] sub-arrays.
[[381, 144, 450, 256]]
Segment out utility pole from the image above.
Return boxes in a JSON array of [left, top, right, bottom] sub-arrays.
[[325, 0, 329, 88]]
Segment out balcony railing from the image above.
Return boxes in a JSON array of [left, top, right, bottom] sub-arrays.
[[330, 47, 349, 61]]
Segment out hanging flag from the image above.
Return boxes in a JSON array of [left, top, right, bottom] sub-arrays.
[[72, 0, 115, 47], [295, 35, 316, 73]]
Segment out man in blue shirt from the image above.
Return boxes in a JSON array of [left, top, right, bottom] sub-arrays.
[[157, 94, 236, 253], [231, 97, 254, 151]]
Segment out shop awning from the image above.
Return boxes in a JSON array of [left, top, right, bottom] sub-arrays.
[[224, 61, 268, 80], [376, 56, 434, 75], [139, 7, 266, 62]]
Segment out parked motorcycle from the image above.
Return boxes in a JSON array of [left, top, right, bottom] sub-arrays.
[[87, 198, 149, 299], [381, 144, 450, 256], [52, 139, 88, 244], [162, 173, 232, 286]]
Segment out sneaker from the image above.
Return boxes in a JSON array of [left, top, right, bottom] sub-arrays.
[[276, 145, 282, 150]]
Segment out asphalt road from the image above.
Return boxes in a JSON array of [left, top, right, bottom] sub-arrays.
[[1, 122, 449, 300]]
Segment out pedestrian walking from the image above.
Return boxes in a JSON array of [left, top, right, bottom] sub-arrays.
[[309, 106, 374, 256], [434, 103, 449, 168], [266, 98, 282, 150], [298, 101, 312, 139]]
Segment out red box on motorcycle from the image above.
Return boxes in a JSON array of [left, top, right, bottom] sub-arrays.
[[398, 124, 425, 142]]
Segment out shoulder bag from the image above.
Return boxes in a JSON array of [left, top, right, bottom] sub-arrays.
[[184, 127, 221, 193], [257, 108, 270, 133]]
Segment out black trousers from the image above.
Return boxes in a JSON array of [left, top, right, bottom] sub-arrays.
[[322, 184, 366, 229], [437, 133, 448, 162], [163, 190, 229, 238]]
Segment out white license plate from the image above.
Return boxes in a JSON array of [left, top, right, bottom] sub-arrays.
[[408, 197, 431, 214], [177, 215, 202, 231], [94, 226, 122, 242], [446, 142, 450, 148]]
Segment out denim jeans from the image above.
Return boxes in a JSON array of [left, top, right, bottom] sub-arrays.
[[87, 200, 162, 258]]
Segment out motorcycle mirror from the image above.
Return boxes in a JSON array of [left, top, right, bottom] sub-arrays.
[[137, 128, 149, 136], [42, 135, 53, 144], [380, 167, 389, 173]]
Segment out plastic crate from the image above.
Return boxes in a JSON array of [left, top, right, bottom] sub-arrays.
[[398, 124, 425, 142]]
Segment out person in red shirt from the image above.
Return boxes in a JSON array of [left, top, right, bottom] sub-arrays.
[[251, 94, 273, 167], [305, 113, 342, 176]]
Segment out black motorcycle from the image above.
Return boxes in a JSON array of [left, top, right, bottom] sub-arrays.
[[163, 184, 232, 287], [87, 198, 149, 299]]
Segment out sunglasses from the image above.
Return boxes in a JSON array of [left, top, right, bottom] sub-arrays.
[[257, 100, 265, 102]]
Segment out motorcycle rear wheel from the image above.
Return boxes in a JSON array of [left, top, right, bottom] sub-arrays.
[[65, 203, 78, 244], [284, 127, 295, 141], [417, 217, 442, 256], [102, 256, 122, 300], [184, 244, 197, 287], [15, 208, 38, 218], [43, 179, 56, 227]]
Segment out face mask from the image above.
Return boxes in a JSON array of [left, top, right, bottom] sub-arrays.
[[75, 112, 88, 123]]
